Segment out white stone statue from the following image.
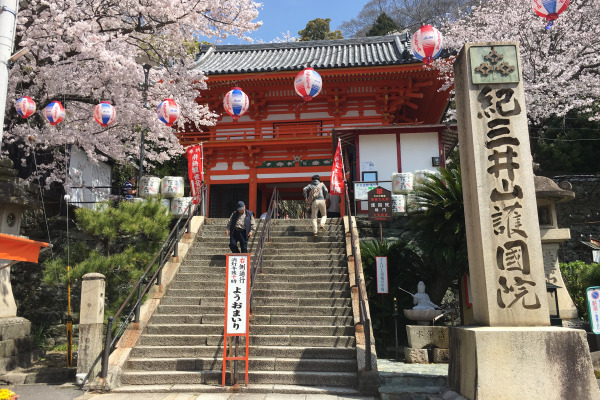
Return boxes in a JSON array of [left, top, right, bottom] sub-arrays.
[[413, 281, 436, 310]]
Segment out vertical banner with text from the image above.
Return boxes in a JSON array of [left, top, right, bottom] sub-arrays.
[[187, 144, 203, 203], [222, 253, 250, 386], [376, 256, 388, 294], [330, 139, 344, 195]]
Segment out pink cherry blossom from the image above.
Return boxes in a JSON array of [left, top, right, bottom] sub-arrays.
[[5, 0, 262, 185]]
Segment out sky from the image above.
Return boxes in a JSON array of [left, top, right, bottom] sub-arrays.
[[218, 0, 368, 44]]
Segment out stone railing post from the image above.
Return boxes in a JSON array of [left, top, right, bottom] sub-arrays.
[[76, 273, 105, 384]]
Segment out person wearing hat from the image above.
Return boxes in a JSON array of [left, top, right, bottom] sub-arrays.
[[303, 175, 329, 236], [225, 201, 256, 253]]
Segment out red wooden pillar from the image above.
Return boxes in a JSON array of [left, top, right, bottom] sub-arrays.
[[249, 167, 258, 214]]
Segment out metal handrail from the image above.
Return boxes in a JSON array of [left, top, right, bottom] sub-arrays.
[[344, 180, 372, 370], [80, 184, 207, 387], [249, 188, 280, 313]]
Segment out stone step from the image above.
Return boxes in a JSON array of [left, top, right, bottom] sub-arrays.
[[196, 239, 346, 248], [379, 373, 447, 387], [145, 324, 355, 336], [112, 384, 364, 396], [173, 272, 348, 283], [125, 357, 358, 373], [138, 334, 356, 348], [188, 248, 347, 255], [168, 280, 350, 291], [130, 345, 356, 359], [120, 370, 357, 386], [202, 223, 344, 231], [184, 254, 347, 262], [379, 385, 444, 400], [161, 296, 351, 307], [164, 288, 351, 299], [177, 265, 349, 275], [151, 314, 354, 326], [180, 259, 347, 268], [157, 304, 352, 317]]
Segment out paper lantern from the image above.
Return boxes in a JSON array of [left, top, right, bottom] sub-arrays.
[[223, 87, 249, 120], [15, 96, 36, 118], [294, 67, 322, 101], [532, 0, 569, 29], [157, 98, 180, 127], [93, 101, 116, 127], [44, 101, 66, 126], [411, 25, 443, 64]]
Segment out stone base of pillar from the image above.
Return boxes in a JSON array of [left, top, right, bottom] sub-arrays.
[[0, 317, 43, 374], [449, 326, 600, 400], [404, 347, 428, 364]]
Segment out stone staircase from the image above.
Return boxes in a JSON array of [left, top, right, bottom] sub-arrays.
[[115, 217, 362, 395]]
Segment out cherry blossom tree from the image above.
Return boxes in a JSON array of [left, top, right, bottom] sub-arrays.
[[438, 0, 600, 123], [4, 0, 262, 185]]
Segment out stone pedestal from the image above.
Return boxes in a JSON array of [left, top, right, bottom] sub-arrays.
[[76, 273, 105, 383], [404, 325, 450, 364], [0, 317, 42, 373], [449, 326, 599, 400]]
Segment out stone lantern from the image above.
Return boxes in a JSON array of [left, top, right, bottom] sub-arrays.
[[534, 175, 579, 323], [0, 158, 44, 373]]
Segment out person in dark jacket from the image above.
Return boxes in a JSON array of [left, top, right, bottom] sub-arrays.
[[225, 201, 256, 253]]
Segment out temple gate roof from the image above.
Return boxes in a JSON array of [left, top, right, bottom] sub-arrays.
[[193, 33, 418, 75]]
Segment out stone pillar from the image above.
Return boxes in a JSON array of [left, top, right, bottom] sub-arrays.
[[450, 42, 599, 399], [76, 273, 105, 383]]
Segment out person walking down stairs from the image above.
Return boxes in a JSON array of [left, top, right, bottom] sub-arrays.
[[225, 200, 256, 253], [303, 175, 329, 236]]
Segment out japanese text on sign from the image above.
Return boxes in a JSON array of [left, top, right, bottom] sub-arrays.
[[226, 254, 249, 334], [376, 256, 388, 294], [476, 85, 541, 311], [187, 144, 204, 201], [368, 187, 392, 221]]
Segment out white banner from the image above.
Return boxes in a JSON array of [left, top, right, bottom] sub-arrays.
[[226, 254, 249, 334], [376, 256, 388, 294]]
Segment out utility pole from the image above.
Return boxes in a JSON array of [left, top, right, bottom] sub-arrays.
[[0, 0, 19, 153]]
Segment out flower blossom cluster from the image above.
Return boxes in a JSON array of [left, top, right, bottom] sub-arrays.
[[435, 0, 600, 124], [5, 0, 262, 185]]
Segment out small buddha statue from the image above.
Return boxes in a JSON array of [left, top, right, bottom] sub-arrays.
[[413, 281, 435, 310]]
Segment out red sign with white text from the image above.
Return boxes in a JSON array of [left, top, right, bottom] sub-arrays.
[[187, 144, 203, 202]]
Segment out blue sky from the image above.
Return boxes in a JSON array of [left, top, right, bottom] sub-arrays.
[[219, 0, 368, 44]]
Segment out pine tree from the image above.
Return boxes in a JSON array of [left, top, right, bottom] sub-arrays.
[[366, 13, 400, 37]]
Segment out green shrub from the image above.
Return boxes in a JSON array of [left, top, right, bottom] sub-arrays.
[[560, 261, 600, 321]]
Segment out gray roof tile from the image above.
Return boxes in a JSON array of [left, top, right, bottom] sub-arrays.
[[193, 34, 417, 75]]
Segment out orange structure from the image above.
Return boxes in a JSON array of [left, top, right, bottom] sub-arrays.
[[179, 34, 455, 217]]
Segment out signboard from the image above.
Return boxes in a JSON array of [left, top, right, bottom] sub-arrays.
[[587, 286, 600, 334], [368, 186, 392, 221], [376, 256, 388, 294], [225, 254, 249, 334], [222, 253, 250, 386], [354, 182, 377, 201], [187, 144, 204, 202]]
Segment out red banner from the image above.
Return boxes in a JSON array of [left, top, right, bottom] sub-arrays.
[[330, 139, 344, 195], [187, 144, 203, 202]]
